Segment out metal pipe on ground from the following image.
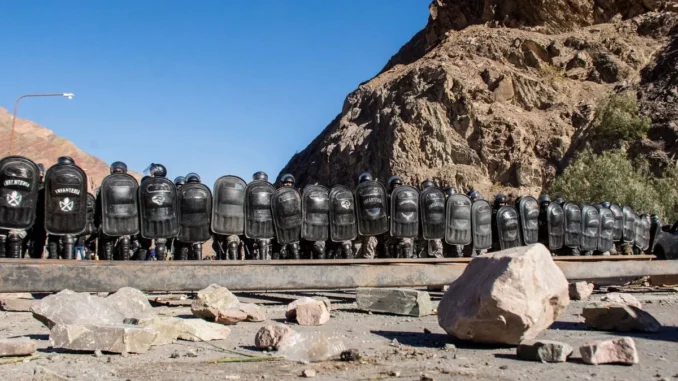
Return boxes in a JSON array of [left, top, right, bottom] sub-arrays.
[[0, 256, 672, 293]]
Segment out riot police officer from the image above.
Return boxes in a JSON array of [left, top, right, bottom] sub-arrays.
[[169, 176, 185, 259], [443, 187, 467, 257], [0, 156, 41, 259], [176, 173, 212, 260], [139, 163, 178, 260], [469, 190, 490, 257], [354, 173, 384, 259], [420, 180, 444, 258], [491, 194, 507, 251], [537, 194, 551, 248], [248, 171, 274, 260], [387, 176, 418, 258], [97, 161, 138, 260], [274, 174, 302, 260]]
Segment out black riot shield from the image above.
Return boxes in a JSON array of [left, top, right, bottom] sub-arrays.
[[44, 163, 88, 235], [0, 156, 40, 231], [595, 206, 614, 252], [563, 202, 582, 248], [640, 215, 651, 251], [445, 194, 472, 245], [244, 180, 275, 239], [546, 203, 565, 251], [518, 196, 539, 245], [390, 186, 419, 238], [84, 193, 96, 235], [472, 200, 492, 251], [496, 206, 521, 250], [301, 185, 330, 242], [622, 206, 636, 244], [329, 185, 357, 242], [580, 205, 600, 252], [420, 187, 446, 240], [355, 181, 388, 236], [178, 183, 212, 243], [271, 187, 302, 244], [649, 218, 662, 254], [609, 203, 623, 242], [633, 214, 642, 249], [138, 177, 179, 239], [100, 173, 140, 237], [211, 175, 246, 236]]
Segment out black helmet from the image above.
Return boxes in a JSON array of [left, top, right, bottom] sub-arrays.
[[601, 201, 611, 209], [110, 161, 127, 174], [444, 187, 457, 198], [186, 172, 201, 183], [141, 176, 151, 183], [538, 194, 551, 204], [494, 193, 507, 203], [280, 173, 295, 186], [387, 176, 403, 191], [421, 179, 435, 190], [253, 171, 268, 182], [554, 197, 565, 205], [144, 163, 167, 178], [58, 156, 75, 165], [358, 173, 373, 183], [468, 190, 482, 200], [174, 176, 186, 186]]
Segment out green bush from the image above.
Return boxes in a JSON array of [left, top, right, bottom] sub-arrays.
[[550, 149, 678, 222], [593, 93, 651, 141]]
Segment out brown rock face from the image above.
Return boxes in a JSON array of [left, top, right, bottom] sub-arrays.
[[279, 0, 677, 195]]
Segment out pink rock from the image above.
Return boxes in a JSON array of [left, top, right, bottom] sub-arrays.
[[579, 337, 639, 365], [254, 325, 297, 349]]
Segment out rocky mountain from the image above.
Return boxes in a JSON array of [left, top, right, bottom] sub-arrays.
[[0, 107, 140, 191], [279, 0, 678, 197]]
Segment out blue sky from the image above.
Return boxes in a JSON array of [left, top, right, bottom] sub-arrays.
[[1, 1, 429, 186]]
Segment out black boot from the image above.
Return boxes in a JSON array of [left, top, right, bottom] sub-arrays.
[[103, 239, 115, 261], [193, 242, 203, 261], [227, 241, 238, 260], [48, 236, 59, 259], [313, 241, 326, 260], [0, 235, 7, 258], [177, 242, 189, 260], [8, 234, 22, 259], [118, 236, 131, 260], [290, 242, 301, 260], [342, 241, 353, 259], [62, 235, 75, 260], [156, 239, 167, 261]]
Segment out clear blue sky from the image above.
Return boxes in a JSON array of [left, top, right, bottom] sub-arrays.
[[1, 1, 429, 187]]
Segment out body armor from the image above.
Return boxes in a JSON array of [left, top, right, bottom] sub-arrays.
[[420, 187, 446, 240], [100, 173, 140, 236], [271, 187, 302, 244], [301, 185, 330, 242], [211, 175, 246, 236], [355, 181, 388, 236], [0, 156, 40, 230], [445, 194, 472, 246], [329, 185, 357, 242], [389, 185, 419, 238], [138, 177, 179, 239]]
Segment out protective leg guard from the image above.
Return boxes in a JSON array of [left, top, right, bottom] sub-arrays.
[[227, 242, 238, 261], [193, 242, 203, 261], [103, 239, 115, 261], [48, 236, 60, 259], [8, 234, 22, 259], [0, 235, 7, 258], [313, 241, 326, 260], [177, 242, 189, 261], [290, 242, 301, 260], [63, 235, 75, 260], [156, 239, 167, 261], [118, 236, 131, 261], [341, 241, 353, 259]]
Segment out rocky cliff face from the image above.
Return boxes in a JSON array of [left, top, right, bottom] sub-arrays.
[[279, 0, 678, 196]]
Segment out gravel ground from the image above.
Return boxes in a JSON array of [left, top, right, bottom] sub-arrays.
[[2, 290, 678, 381]]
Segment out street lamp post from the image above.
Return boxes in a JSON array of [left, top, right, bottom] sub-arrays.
[[9, 93, 75, 155]]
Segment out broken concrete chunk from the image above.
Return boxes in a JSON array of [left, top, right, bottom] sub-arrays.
[[583, 302, 661, 332], [0, 338, 37, 357], [255, 325, 297, 350], [579, 337, 639, 365], [356, 288, 433, 317], [517, 340, 572, 363], [569, 281, 594, 301]]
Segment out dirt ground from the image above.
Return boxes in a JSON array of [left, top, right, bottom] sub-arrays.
[[3, 289, 678, 381]]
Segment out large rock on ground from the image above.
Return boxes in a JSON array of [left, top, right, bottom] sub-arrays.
[[600, 293, 642, 309], [49, 324, 157, 354], [438, 244, 569, 345], [215, 308, 248, 325], [583, 302, 661, 332], [138, 316, 232, 345], [579, 337, 639, 365], [31, 288, 155, 328], [568, 282, 594, 301], [356, 288, 433, 317], [517, 340, 572, 363], [286, 298, 330, 326], [191, 284, 240, 321], [177, 319, 232, 342], [0, 338, 37, 357], [239, 303, 266, 322], [255, 325, 297, 349]]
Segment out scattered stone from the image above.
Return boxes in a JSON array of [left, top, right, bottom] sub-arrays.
[[296, 300, 330, 326], [1, 298, 36, 312], [137, 316, 186, 345], [517, 340, 573, 363], [49, 324, 157, 354], [302, 369, 316, 378], [340, 349, 361, 361], [569, 282, 594, 301], [390, 339, 399, 347], [30, 288, 156, 329], [499, 365, 509, 370], [444, 343, 457, 352], [239, 303, 266, 322], [215, 308, 248, 325], [0, 338, 37, 357], [583, 302, 661, 332], [255, 325, 297, 350], [190, 284, 240, 321], [356, 288, 433, 317], [600, 293, 642, 309], [390, 370, 401, 377], [285, 297, 317, 321], [32, 366, 68, 381], [122, 318, 139, 325], [438, 244, 569, 345], [93, 349, 103, 358], [170, 351, 181, 359], [186, 349, 198, 358], [579, 337, 639, 365], [177, 319, 232, 342]]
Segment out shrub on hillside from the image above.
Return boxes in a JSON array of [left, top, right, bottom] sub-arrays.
[[593, 93, 651, 141]]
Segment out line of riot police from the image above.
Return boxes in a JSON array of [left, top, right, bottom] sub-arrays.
[[0, 155, 662, 260]]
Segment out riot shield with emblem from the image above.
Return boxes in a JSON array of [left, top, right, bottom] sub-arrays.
[[84, 193, 96, 235], [472, 200, 492, 250], [639, 214, 651, 251], [580, 205, 600, 252], [271, 187, 302, 244], [355, 181, 388, 236], [244, 180, 275, 239], [420, 187, 445, 240], [390, 185, 419, 238], [301, 185, 329, 242], [178, 183, 212, 243], [211, 175, 246, 236], [445, 194, 472, 245], [595, 205, 614, 252], [563, 202, 582, 248], [44, 162, 88, 235], [622, 206, 636, 244], [496, 205, 521, 250], [546, 203, 565, 251], [609, 203, 623, 242], [329, 185, 357, 242], [100, 173, 140, 237], [0, 156, 40, 230], [138, 177, 179, 239], [518, 196, 539, 245]]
